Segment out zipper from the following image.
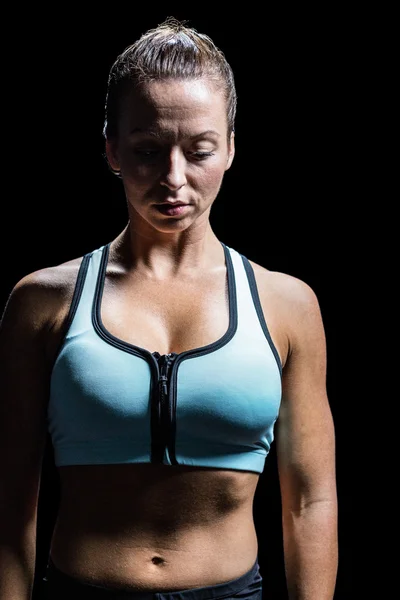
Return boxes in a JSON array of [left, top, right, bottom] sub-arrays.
[[151, 351, 178, 464]]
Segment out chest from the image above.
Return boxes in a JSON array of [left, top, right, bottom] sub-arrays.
[[100, 270, 229, 356]]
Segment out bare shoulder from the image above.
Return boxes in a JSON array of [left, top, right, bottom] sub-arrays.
[[1, 254, 86, 337], [248, 259, 322, 314], [247, 258, 325, 365]]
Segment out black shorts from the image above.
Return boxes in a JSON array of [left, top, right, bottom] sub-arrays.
[[39, 556, 263, 599]]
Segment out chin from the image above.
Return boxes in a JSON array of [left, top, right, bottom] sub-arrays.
[[152, 219, 192, 232]]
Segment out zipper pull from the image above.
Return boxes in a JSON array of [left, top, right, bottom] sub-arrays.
[[159, 356, 168, 398], [158, 353, 176, 396]]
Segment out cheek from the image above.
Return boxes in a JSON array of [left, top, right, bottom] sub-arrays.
[[119, 158, 152, 182], [191, 161, 228, 191]]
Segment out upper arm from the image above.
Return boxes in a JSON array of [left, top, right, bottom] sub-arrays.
[[0, 274, 54, 526], [274, 277, 337, 511]]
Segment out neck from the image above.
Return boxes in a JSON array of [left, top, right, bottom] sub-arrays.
[[109, 222, 223, 279]]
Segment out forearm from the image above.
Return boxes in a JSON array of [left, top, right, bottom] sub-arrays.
[[282, 499, 338, 600], [0, 527, 37, 600]]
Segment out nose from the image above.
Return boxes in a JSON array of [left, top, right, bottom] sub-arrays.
[[159, 148, 187, 191]]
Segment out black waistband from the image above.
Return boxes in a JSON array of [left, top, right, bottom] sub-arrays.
[[43, 555, 262, 599]]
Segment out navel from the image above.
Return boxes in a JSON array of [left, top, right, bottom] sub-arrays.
[[151, 556, 166, 566]]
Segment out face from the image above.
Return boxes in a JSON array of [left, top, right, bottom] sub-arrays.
[[106, 78, 235, 234]]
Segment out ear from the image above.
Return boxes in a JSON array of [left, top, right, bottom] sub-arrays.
[[105, 139, 120, 172], [225, 130, 235, 171]]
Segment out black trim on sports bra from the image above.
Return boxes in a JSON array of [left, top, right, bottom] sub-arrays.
[[52, 252, 91, 365], [240, 254, 282, 376]]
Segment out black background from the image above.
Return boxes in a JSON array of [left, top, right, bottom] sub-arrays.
[[1, 9, 351, 599]]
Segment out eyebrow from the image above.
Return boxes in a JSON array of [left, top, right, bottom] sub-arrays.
[[129, 128, 221, 140]]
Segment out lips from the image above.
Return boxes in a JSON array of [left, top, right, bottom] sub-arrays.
[[155, 202, 188, 207], [154, 203, 190, 216]]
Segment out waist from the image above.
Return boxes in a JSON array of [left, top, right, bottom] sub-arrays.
[[49, 519, 259, 591], [44, 553, 262, 598]]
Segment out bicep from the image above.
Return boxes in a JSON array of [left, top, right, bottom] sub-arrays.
[[275, 284, 336, 510], [0, 279, 51, 523]]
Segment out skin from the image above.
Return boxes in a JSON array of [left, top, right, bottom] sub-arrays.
[[106, 79, 235, 253], [0, 78, 338, 598]]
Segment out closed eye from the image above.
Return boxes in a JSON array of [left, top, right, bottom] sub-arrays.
[[134, 149, 159, 157], [190, 152, 215, 161], [133, 149, 215, 162]]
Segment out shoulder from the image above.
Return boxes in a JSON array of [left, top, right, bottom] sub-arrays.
[[1, 254, 87, 335], [245, 257, 326, 363], [248, 257, 322, 315], [253, 260, 318, 310]]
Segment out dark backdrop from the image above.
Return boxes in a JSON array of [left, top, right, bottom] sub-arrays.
[[1, 10, 350, 599]]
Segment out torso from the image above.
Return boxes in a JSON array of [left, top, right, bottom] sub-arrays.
[[42, 239, 288, 591]]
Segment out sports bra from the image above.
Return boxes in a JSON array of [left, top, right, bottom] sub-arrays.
[[48, 242, 282, 474]]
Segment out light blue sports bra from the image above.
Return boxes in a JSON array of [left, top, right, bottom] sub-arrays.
[[48, 242, 282, 474]]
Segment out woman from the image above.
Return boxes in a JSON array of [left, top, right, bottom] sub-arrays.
[[0, 17, 338, 600]]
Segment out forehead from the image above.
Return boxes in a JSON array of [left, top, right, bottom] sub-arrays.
[[118, 79, 227, 137]]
